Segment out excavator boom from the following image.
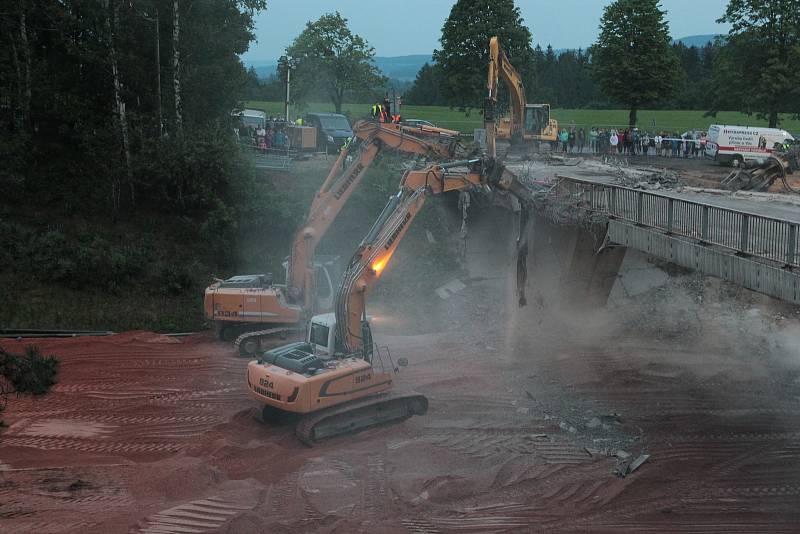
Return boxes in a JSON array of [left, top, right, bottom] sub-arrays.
[[487, 36, 558, 145], [205, 120, 463, 349], [287, 120, 465, 308], [246, 156, 531, 443]]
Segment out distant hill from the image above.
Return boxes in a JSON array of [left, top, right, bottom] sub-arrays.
[[674, 34, 722, 47], [247, 54, 432, 82], [247, 36, 722, 81], [373, 55, 432, 81]]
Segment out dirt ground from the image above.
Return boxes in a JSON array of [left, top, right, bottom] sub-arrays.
[[3, 159, 800, 533], [3, 302, 800, 533]]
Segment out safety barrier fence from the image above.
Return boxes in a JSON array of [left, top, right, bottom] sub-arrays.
[[554, 176, 800, 268]]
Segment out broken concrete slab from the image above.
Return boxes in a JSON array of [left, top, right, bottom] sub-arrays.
[[435, 278, 467, 299], [614, 449, 631, 460], [614, 453, 650, 478], [628, 454, 650, 474], [586, 417, 601, 429]]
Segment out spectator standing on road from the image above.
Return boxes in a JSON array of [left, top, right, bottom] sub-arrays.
[[559, 129, 569, 153], [577, 128, 586, 154], [610, 130, 619, 153], [568, 128, 576, 153], [589, 127, 598, 154], [256, 125, 266, 152]]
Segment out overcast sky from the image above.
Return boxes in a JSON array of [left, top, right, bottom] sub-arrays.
[[241, 0, 731, 63]]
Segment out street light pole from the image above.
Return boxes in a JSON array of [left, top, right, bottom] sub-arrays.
[[280, 56, 296, 122], [285, 64, 291, 122]]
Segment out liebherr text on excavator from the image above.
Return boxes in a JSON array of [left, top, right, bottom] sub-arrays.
[[204, 120, 467, 353]]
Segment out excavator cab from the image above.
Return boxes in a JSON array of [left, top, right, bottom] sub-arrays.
[[307, 312, 337, 357], [524, 104, 549, 135]]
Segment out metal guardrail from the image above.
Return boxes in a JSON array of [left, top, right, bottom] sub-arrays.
[[554, 176, 800, 268]]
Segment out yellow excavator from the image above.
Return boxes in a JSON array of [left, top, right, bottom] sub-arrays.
[[243, 37, 537, 444], [204, 120, 468, 351], [246, 154, 530, 444], [486, 36, 558, 148]]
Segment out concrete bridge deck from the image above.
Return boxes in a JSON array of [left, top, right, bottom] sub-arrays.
[[517, 168, 800, 305]]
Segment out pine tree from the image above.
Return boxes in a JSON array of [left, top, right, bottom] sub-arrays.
[[432, 0, 535, 110], [405, 63, 446, 106], [590, 0, 680, 128], [711, 0, 800, 127]]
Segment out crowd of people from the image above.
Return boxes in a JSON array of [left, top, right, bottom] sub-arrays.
[[556, 126, 708, 158], [236, 117, 292, 154]]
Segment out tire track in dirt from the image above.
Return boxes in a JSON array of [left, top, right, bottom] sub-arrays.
[[364, 451, 388, 522], [402, 517, 443, 533], [134, 496, 252, 533]]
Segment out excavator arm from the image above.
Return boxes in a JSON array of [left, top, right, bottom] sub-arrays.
[[287, 120, 464, 310], [333, 158, 529, 353], [486, 36, 527, 151]]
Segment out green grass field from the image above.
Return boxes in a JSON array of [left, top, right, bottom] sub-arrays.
[[246, 100, 800, 135]]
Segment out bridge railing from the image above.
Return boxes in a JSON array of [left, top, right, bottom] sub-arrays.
[[554, 176, 800, 268]]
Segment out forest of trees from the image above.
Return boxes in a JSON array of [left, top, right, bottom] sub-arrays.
[[0, 1, 267, 219], [405, 40, 719, 111], [0, 1, 304, 332], [407, 0, 799, 129]]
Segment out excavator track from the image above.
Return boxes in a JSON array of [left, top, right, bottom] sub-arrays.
[[235, 327, 304, 357], [295, 391, 428, 446]]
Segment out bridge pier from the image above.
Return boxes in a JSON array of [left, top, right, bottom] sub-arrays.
[[524, 215, 626, 308]]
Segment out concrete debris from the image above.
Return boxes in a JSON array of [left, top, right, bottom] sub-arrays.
[[435, 278, 467, 299], [526, 434, 548, 440], [425, 229, 437, 244], [628, 454, 650, 474], [516, 407, 530, 415], [613, 449, 631, 460], [586, 417, 602, 429], [615, 453, 650, 477], [600, 413, 622, 424], [558, 421, 577, 433], [584, 447, 602, 456], [411, 490, 430, 505]]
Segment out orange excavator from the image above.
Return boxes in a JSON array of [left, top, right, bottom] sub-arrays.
[[485, 36, 558, 147], [204, 120, 467, 351], [246, 155, 530, 444]]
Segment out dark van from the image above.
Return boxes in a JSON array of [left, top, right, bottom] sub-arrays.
[[303, 112, 353, 151]]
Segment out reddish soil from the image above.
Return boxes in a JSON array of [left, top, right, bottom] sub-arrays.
[[2, 315, 800, 533]]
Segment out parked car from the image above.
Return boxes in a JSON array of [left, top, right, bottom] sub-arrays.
[[401, 118, 436, 128], [303, 112, 353, 152]]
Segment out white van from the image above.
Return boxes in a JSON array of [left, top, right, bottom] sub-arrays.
[[705, 124, 794, 166], [231, 108, 266, 129]]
